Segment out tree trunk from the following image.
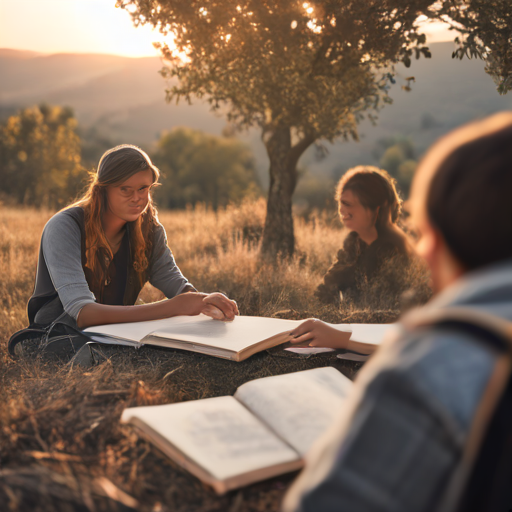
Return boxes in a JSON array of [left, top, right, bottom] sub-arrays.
[[260, 127, 315, 260]]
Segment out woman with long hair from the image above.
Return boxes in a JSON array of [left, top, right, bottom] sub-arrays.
[[315, 166, 412, 306], [24, 144, 237, 340]]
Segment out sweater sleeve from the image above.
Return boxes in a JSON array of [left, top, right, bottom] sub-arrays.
[[148, 222, 194, 297], [41, 211, 96, 320]]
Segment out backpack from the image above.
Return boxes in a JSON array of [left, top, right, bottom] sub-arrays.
[[404, 307, 512, 512]]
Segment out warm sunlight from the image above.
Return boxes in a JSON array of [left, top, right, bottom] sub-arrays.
[[0, 0, 457, 58], [0, 0, 163, 57]]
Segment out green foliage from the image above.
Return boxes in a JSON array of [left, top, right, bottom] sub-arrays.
[[121, 0, 437, 141], [0, 104, 87, 207], [436, 0, 512, 94], [152, 127, 261, 209]]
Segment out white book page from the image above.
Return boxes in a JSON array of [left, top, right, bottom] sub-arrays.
[[150, 315, 300, 352], [234, 367, 352, 457], [85, 315, 300, 351], [121, 397, 298, 481], [348, 323, 398, 345], [83, 316, 193, 342], [285, 347, 336, 355]]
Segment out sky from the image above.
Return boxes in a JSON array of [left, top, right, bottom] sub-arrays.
[[0, 0, 455, 58]]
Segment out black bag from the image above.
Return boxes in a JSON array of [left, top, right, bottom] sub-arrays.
[[8, 320, 92, 362]]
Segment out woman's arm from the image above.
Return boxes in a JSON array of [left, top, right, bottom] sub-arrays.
[[77, 291, 238, 329]]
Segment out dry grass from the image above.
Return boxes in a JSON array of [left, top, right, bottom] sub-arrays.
[[0, 200, 430, 512]]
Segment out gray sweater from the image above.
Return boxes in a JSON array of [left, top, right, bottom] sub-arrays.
[[33, 208, 192, 323]]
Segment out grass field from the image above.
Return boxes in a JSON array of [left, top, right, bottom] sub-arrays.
[[0, 200, 430, 511]]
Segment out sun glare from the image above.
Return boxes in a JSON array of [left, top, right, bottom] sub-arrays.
[[0, 0, 166, 58]]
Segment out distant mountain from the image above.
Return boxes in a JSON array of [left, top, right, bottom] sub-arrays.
[[1, 44, 511, 182]]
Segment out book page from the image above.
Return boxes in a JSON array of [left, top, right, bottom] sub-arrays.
[[121, 397, 298, 481], [85, 315, 300, 351], [234, 367, 352, 457], [348, 323, 398, 345], [284, 347, 336, 355], [149, 315, 301, 352], [84, 316, 192, 342]]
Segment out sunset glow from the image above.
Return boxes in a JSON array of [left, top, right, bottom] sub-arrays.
[[0, 0, 456, 58], [0, 0, 164, 57]]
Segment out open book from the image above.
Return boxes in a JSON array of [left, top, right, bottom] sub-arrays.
[[121, 367, 353, 494], [84, 315, 395, 362]]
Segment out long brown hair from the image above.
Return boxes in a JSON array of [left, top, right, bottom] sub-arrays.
[[68, 145, 160, 298]]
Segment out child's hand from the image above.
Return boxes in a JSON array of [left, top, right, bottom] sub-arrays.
[[290, 319, 351, 348]]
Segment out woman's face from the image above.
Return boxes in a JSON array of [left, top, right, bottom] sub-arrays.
[[105, 168, 154, 223], [339, 189, 376, 235]]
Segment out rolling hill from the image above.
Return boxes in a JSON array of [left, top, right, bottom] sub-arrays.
[[1, 44, 511, 182]]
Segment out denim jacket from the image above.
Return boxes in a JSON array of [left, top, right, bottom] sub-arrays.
[[284, 260, 512, 512]]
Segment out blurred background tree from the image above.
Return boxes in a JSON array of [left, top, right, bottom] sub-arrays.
[[0, 104, 87, 207], [373, 137, 417, 195], [120, 0, 512, 259], [436, 0, 512, 95], [152, 127, 261, 210]]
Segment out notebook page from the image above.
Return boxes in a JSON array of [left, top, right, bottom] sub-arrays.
[[121, 396, 298, 481], [234, 367, 352, 457]]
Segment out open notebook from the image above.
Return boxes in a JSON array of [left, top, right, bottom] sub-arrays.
[[84, 315, 395, 361], [121, 367, 353, 494]]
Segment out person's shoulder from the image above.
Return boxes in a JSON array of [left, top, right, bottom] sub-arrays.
[[43, 207, 84, 235], [377, 227, 412, 256], [151, 217, 167, 241]]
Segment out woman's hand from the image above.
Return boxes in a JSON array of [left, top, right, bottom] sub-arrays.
[[201, 292, 239, 321], [290, 319, 351, 349], [172, 292, 238, 321]]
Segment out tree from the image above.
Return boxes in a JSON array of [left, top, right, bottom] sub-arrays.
[[377, 137, 417, 194], [0, 104, 86, 207], [152, 127, 261, 209], [119, 0, 512, 259], [435, 0, 512, 94]]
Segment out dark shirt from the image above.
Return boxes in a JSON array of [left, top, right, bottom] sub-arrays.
[[102, 229, 129, 306], [315, 230, 409, 304]]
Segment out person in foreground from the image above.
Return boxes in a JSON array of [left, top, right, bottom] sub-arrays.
[[315, 166, 413, 305], [283, 113, 512, 512], [14, 145, 237, 354]]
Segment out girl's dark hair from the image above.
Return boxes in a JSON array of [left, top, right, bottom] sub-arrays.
[[335, 166, 402, 231], [425, 115, 512, 270]]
